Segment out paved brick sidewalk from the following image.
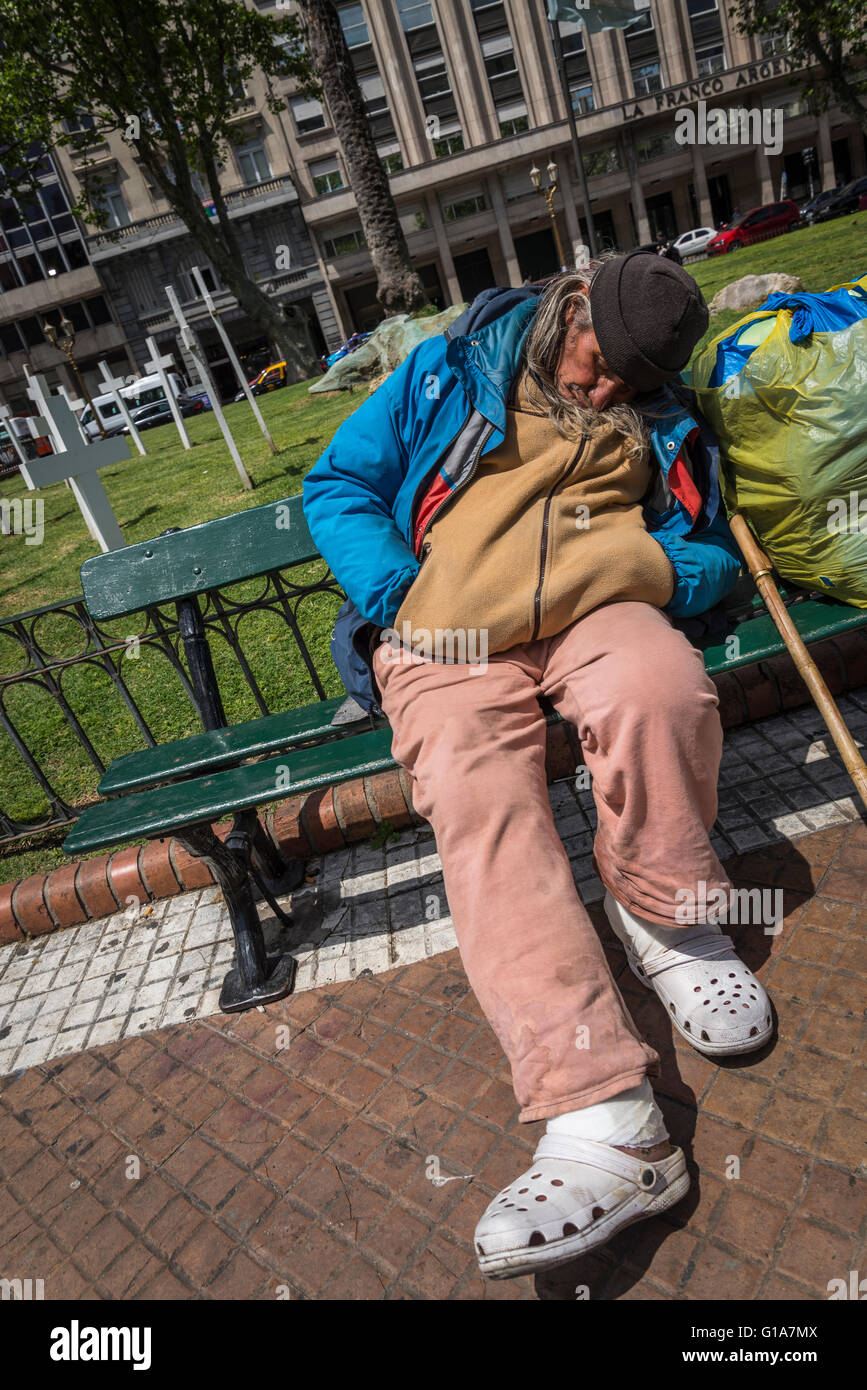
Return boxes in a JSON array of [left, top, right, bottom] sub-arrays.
[[0, 819, 865, 1301]]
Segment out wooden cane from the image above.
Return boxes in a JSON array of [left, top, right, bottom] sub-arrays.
[[728, 511, 867, 812]]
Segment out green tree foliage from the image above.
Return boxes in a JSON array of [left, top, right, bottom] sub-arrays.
[[0, 0, 321, 374], [731, 0, 867, 132]]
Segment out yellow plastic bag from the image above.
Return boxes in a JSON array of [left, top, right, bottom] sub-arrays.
[[691, 274, 867, 607]]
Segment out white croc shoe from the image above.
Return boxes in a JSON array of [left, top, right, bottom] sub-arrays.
[[474, 1133, 689, 1280], [604, 891, 774, 1057]]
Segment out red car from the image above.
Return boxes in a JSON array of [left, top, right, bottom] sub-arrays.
[[707, 200, 801, 255]]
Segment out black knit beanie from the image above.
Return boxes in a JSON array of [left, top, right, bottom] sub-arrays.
[[588, 250, 709, 392]]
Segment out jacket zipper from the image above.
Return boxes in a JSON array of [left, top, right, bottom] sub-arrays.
[[531, 436, 587, 640], [418, 418, 496, 552], [408, 404, 472, 547]]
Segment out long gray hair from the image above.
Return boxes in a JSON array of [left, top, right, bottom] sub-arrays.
[[522, 267, 650, 467]]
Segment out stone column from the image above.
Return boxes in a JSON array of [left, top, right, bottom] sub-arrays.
[[755, 144, 776, 203], [817, 113, 836, 190], [592, 31, 624, 109], [366, 1, 429, 167], [690, 145, 715, 224], [653, 3, 690, 88], [507, 0, 558, 127], [487, 176, 522, 286], [622, 132, 651, 243], [434, 0, 493, 147], [555, 161, 583, 255], [425, 194, 463, 304]]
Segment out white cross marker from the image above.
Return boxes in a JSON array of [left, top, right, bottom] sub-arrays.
[[97, 361, 147, 456], [165, 284, 253, 490], [190, 265, 276, 455], [20, 374, 128, 552], [55, 384, 90, 446], [142, 337, 191, 450]]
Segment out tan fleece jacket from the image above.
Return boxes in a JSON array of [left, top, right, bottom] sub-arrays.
[[393, 370, 675, 655]]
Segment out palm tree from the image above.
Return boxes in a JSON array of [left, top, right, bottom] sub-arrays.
[[298, 0, 428, 315]]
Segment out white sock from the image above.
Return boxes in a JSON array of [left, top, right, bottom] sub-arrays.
[[546, 1078, 669, 1148], [605, 891, 722, 970]]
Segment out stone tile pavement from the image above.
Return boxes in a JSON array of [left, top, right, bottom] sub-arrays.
[[0, 696, 865, 1299]]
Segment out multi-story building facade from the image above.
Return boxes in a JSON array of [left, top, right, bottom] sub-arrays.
[[0, 149, 136, 412], [2, 0, 865, 409], [298, 0, 866, 330]]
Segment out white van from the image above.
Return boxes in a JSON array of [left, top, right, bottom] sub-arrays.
[[80, 372, 186, 439]]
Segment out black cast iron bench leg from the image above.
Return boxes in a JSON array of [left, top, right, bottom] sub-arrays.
[[173, 812, 297, 1012]]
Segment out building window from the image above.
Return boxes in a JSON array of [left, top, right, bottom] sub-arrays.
[[310, 156, 344, 195], [96, 183, 131, 229], [481, 34, 519, 87], [583, 146, 621, 178], [290, 96, 327, 135], [64, 238, 89, 270], [442, 191, 486, 221], [695, 42, 726, 75], [571, 82, 595, 115], [0, 323, 24, 354], [323, 227, 367, 256], [63, 111, 96, 137], [413, 52, 453, 107], [236, 140, 272, 185], [559, 23, 585, 56], [497, 101, 529, 137], [399, 204, 428, 234], [760, 31, 789, 57], [637, 130, 679, 162], [358, 73, 389, 120], [632, 61, 662, 96], [338, 2, 370, 48], [396, 0, 433, 31], [378, 140, 405, 174], [433, 130, 465, 158], [686, 0, 718, 13], [502, 169, 536, 202]]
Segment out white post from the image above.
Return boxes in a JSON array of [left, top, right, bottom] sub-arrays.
[[97, 361, 147, 456], [142, 336, 192, 450], [189, 265, 276, 454], [165, 284, 253, 491], [21, 374, 128, 551]]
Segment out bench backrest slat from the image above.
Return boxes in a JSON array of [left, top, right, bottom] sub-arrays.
[[81, 495, 318, 619]]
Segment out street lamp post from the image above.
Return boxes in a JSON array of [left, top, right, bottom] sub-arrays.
[[547, 3, 598, 259], [530, 157, 568, 271], [42, 311, 106, 438]]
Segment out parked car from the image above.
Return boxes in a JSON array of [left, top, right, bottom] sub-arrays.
[[233, 360, 289, 401], [706, 199, 801, 255], [319, 331, 372, 373], [814, 175, 867, 223], [672, 227, 717, 259], [119, 394, 203, 433], [798, 189, 838, 224]]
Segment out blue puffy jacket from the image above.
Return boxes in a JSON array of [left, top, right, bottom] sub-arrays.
[[303, 285, 741, 715]]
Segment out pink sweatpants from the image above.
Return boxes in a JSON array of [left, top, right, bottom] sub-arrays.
[[372, 601, 733, 1122]]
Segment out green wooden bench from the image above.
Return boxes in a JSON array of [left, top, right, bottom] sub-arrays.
[[63, 493, 867, 1013]]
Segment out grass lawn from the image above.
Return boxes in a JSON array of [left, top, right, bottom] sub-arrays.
[[2, 210, 865, 886]]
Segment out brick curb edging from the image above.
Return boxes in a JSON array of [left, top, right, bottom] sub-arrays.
[[2, 628, 866, 946]]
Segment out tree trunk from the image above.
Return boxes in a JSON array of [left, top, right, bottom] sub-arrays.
[[299, 0, 428, 317], [146, 148, 318, 381]]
